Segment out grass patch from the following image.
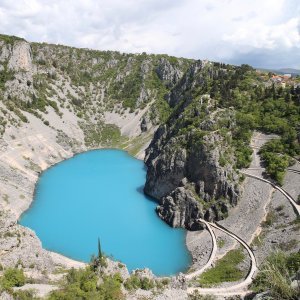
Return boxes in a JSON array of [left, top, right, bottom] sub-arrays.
[[252, 251, 300, 299], [278, 239, 298, 251], [252, 233, 264, 247], [125, 133, 153, 157], [188, 291, 216, 300], [82, 122, 127, 148], [216, 238, 225, 248], [0, 34, 25, 45], [262, 211, 276, 227], [198, 249, 245, 287]]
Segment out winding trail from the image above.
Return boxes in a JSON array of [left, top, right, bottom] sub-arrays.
[[185, 132, 274, 296], [187, 220, 257, 296], [242, 172, 300, 216], [185, 219, 217, 280]]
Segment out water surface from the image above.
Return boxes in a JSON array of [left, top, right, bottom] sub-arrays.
[[20, 150, 191, 275]]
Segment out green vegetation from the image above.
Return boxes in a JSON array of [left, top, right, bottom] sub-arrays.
[[163, 62, 300, 183], [259, 139, 294, 185], [198, 249, 245, 286], [124, 273, 169, 291], [278, 239, 298, 251], [82, 122, 127, 148], [49, 267, 124, 300], [0, 64, 15, 90], [262, 211, 276, 227], [188, 292, 216, 300], [125, 133, 153, 157], [124, 274, 155, 291], [0, 34, 25, 45], [216, 238, 225, 248], [0, 268, 26, 291], [12, 289, 38, 300], [251, 232, 265, 247], [98, 238, 102, 259], [252, 251, 300, 299]]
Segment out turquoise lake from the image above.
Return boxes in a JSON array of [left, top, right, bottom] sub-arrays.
[[19, 149, 191, 275]]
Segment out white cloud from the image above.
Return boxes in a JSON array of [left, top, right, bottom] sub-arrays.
[[0, 0, 299, 68], [223, 18, 300, 50]]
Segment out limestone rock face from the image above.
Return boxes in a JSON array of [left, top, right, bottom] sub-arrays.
[[156, 58, 183, 88], [8, 41, 33, 72], [156, 187, 204, 230], [0, 209, 55, 272], [140, 115, 151, 132], [0, 41, 11, 62], [144, 130, 239, 229], [167, 60, 203, 107], [136, 86, 150, 106], [144, 133, 187, 199], [2, 40, 35, 102], [186, 134, 239, 206]]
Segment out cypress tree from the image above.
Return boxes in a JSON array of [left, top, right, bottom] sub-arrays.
[[98, 238, 102, 259]]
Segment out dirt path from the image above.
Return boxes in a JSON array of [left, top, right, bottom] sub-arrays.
[[242, 172, 300, 216], [185, 219, 217, 279], [187, 220, 257, 296]]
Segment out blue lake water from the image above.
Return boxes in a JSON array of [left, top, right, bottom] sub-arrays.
[[19, 149, 191, 275]]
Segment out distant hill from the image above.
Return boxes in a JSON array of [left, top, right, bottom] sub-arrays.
[[277, 68, 300, 75], [257, 67, 300, 76]]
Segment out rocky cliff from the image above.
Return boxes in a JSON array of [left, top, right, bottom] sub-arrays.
[[144, 62, 242, 230]]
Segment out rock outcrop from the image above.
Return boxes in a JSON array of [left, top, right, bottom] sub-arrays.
[[144, 62, 241, 230], [156, 187, 204, 230], [145, 130, 240, 229], [156, 57, 184, 88], [7, 40, 33, 72]]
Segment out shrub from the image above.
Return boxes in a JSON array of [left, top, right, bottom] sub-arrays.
[[12, 289, 37, 300], [124, 275, 155, 291], [48, 267, 124, 300], [1, 268, 26, 290]]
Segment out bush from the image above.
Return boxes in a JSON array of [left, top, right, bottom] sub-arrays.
[[1, 268, 26, 291], [188, 291, 216, 300], [48, 267, 124, 300], [124, 275, 155, 291], [259, 142, 292, 185], [12, 289, 37, 300]]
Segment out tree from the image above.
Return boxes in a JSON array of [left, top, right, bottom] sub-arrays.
[[98, 237, 102, 260]]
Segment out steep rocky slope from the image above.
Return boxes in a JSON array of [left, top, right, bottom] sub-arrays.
[[144, 62, 241, 229]]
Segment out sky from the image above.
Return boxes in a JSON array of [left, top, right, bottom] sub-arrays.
[[0, 0, 299, 69]]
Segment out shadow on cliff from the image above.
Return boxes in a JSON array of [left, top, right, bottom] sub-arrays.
[[136, 185, 158, 204]]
